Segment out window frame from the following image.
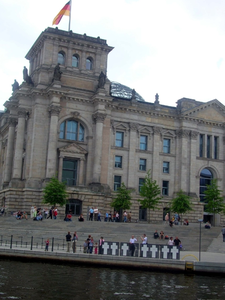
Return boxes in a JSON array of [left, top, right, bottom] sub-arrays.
[[139, 178, 145, 192], [86, 57, 93, 70], [139, 158, 146, 171], [140, 135, 148, 151], [59, 120, 85, 142], [72, 54, 79, 68], [163, 161, 170, 173], [115, 155, 122, 168], [163, 138, 171, 154], [62, 159, 78, 186], [115, 131, 124, 147], [162, 180, 169, 196], [114, 175, 121, 191], [58, 51, 65, 65]]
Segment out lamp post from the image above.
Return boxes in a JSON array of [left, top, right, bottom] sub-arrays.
[[198, 219, 203, 261]]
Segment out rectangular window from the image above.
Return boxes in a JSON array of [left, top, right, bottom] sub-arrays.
[[214, 136, 218, 159], [114, 175, 121, 191], [139, 158, 146, 171], [199, 134, 204, 157], [62, 159, 78, 186], [163, 139, 170, 153], [207, 135, 211, 158], [140, 135, 147, 150], [139, 178, 145, 192], [163, 161, 170, 173], [115, 156, 122, 168], [162, 180, 169, 196], [115, 131, 124, 147]]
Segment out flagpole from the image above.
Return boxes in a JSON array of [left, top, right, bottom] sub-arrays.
[[68, 0, 72, 31]]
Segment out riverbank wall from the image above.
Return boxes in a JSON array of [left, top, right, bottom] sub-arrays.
[[1, 248, 225, 275]]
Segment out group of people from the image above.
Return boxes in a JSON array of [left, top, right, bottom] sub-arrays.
[[165, 212, 189, 227], [65, 231, 79, 253], [88, 208, 132, 223], [153, 230, 168, 240], [83, 235, 103, 254]]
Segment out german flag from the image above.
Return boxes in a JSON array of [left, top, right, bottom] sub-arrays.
[[52, 1, 71, 25]]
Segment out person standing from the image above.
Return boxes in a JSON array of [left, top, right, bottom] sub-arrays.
[[141, 234, 147, 244], [165, 213, 169, 224], [123, 211, 127, 222], [222, 226, 225, 242], [127, 211, 131, 223], [66, 231, 72, 252], [47, 208, 52, 219], [174, 236, 181, 247], [89, 237, 94, 254], [129, 235, 137, 256], [45, 239, 49, 251], [89, 207, 94, 221], [53, 207, 58, 219], [99, 237, 104, 254], [72, 232, 78, 253], [168, 237, 174, 246]]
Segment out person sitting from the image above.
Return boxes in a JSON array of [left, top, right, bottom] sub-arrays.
[[0, 206, 5, 216], [205, 221, 211, 229], [16, 211, 22, 220], [78, 214, 84, 222], [153, 230, 159, 239], [64, 214, 72, 221], [21, 211, 28, 220], [183, 219, 189, 226], [35, 212, 43, 221], [169, 219, 173, 227]]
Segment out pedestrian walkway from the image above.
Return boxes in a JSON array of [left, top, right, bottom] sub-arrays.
[[0, 215, 224, 262]]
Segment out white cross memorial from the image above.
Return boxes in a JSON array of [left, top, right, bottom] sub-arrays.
[[102, 242, 109, 255], [121, 243, 129, 256], [141, 244, 149, 258], [111, 242, 118, 255], [170, 246, 179, 259], [161, 246, 170, 259], [150, 245, 158, 258]]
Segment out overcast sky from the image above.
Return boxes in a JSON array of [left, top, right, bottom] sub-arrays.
[[1, 0, 225, 110]]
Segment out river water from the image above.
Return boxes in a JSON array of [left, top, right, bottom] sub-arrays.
[[0, 260, 225, 300]]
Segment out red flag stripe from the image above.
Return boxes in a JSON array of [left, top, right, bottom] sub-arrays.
[[52, 1, 71, 25]]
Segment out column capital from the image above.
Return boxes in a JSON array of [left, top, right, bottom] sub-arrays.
[[190, 130, 199, 140], [153, 126, 161, 135], [176, 129, 190, 138], [92, 112, 107, 123], [8, 117, 17, 127], [18, 109, 27, 118], [129, 122, 138, 131], [48, 105, 61, 116]]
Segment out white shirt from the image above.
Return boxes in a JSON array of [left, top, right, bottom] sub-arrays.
[[142, 237, 147, 244], [168, 239, 174, 246], [130, 238, 137, 244]]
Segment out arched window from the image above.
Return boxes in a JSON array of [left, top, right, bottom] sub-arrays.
[[59, 120, 85, 141], [86, 57, 93, 70], [72, 54, 79, 67], [58, 51, 65, 65], [199, 168, 213, 201]]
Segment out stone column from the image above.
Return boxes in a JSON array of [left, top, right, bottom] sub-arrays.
[[177, 129, 190, 192], [12, 110, 26, 179], [189, 131, 198, 196], [4, 118, 17, 184], [152, 126, 161, 183], [78, 157, 85, 186], [92, 112, 106, 183], [58, 155, 64, 182], [127, 123, 138, 188], [46, 105, 61, 179]]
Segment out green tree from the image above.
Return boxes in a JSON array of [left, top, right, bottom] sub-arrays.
[[42, 176, 68, 207], [170, 190, 193, 225], [111, 182, 132, 212], [204, 179, 225, 225], [138, 170, 161, 223]]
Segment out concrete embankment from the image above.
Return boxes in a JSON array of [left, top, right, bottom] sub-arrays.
[[1, 248, 225, 275]]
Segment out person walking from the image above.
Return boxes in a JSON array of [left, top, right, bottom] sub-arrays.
[[72, 232, 78, 253], [129, 235, 137, 256], [66, 231, 72, 252], [99, 237, 104, 254], [45, 239, 49, 251], [222, 226, 225, 242]]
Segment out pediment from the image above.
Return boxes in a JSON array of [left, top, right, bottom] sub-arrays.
[[58, 143, 87, 155], [183, 100, 225, 122]]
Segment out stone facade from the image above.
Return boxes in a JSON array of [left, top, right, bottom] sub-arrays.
[[0, 27, 225, 224]]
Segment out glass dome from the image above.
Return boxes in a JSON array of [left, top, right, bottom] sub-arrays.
[[110, 81, 145, 102]]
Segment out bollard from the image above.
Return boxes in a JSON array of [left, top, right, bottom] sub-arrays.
[[21, 237, 23, 248], [31, 236, 33, 250], [51, 237, 54, 252], [15, 241, 18, 248], [0, 235, 3, 246], [41, 238, 43, 249], [62, 240, 65, 250], [10, 235, 13, 249]]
